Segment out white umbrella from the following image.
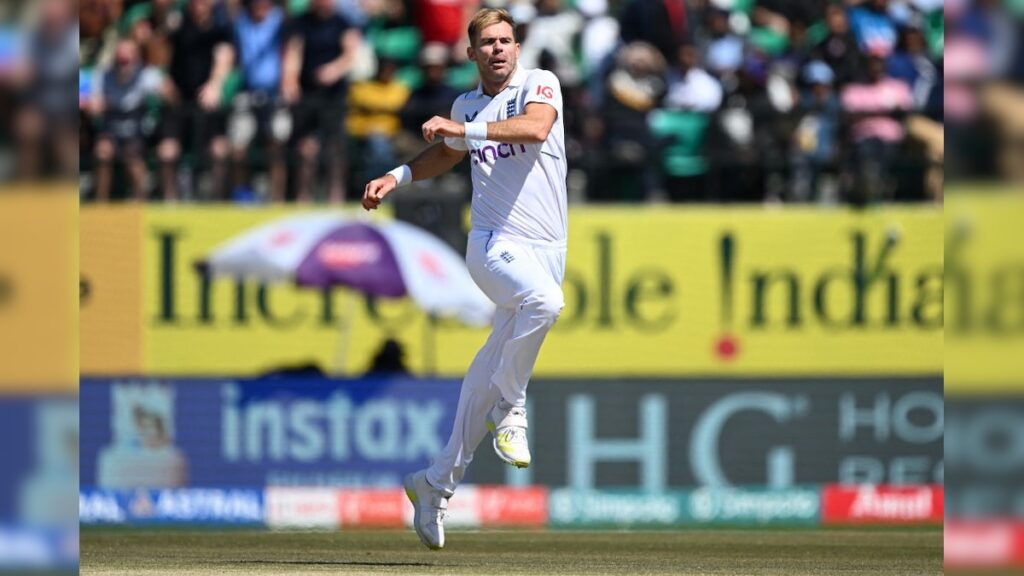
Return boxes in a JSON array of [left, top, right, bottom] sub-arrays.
[[200, 213, 494, 371]]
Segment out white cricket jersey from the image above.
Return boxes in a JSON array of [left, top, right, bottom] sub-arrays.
[[444, 65, 568, 243]]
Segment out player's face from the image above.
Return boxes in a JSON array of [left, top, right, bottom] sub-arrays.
[[468, 22, 520, 84]]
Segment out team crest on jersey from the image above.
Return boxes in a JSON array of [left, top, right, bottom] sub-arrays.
[[506, 97, 517, 118], [465, 110, 479, 122]]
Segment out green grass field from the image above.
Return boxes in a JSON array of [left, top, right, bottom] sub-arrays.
[[80, 527, 942, 575]]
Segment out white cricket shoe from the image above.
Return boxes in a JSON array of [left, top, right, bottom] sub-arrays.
[[404, 470, 447, 550], [486, 404, 531, 468]]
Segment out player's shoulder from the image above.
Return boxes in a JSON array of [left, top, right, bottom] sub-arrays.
[[450, 89, 484, 113], [523, 67, 561, 86]]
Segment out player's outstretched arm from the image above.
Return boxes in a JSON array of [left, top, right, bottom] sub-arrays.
[[421, 102, 557, 145], [362, 143, 466, 211]]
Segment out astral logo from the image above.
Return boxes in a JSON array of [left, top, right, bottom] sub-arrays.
[[471, 143, 528, 165]]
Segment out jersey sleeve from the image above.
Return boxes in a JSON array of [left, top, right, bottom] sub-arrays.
[[522, 69, 562, 118], [443, 96, 469, 151]]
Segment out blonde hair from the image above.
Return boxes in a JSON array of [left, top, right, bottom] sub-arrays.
[[467, 8, 516, 47]]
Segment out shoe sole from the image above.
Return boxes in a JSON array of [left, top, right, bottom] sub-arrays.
[[404, 475, 442, 550]]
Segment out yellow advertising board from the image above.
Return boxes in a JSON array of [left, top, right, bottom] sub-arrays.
[[0, 190, 78, 391], [544, 206, 942, 376], [945, 191, 1024, 394], [80, 204, 944, 377], [80, 206, 143, 375]]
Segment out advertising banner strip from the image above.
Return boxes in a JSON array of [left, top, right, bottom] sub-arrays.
[[81, 485, 946, 528], [80, 377, 462, 490], [79, 488, 265, 525], [81, 377, 943, 491], [681, 487, 820, 525], [265, 486, 340, 529], [945, 521, 1024, 568], [338, 489, 407, 528], [347, 486, 546, 529], [821, 484, 943, 525], [82, 486, 545, 529], [80, 205, 943, 377], [548, 488, 822, 528]]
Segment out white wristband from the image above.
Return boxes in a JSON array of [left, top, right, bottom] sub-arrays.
[[464, 121, 488, 141], [385, 165, 412, 187]]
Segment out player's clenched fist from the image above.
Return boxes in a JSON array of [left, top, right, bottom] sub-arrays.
[[362, 174, 397, 211], [421, 116, 464, 143]]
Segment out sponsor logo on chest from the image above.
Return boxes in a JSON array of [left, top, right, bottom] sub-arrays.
[[471, 142, 528, 165]]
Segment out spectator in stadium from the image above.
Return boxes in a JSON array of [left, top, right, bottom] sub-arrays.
[[885, 19, 937, 108], [413, 0, 477, 59], [517, 0, 584, 87], [814, 3, 861, 85], [840, 55, 913, 203], [592, 41, 666, 201], [11, 0, 79, 182], [90, 38, 165, 201], [789, 60, 841, 202], [848, 0, 898, 58], [400, 42, 460, 132], [229, 0, 287, 202], [697, 7, 744, 85], [126, 0, 183, 68], [282, 0, 362, 203], [708, 55, 775, 202], [883, 17, 941, 199], [577, 0, 620, 101], [654, 43, 722, 202], [397, 43, 461, 164], [618, 0, 689, 62], [753, 0, 824, 32], [347, 58, 410, 185], [159, 0, 236, 201], [663, 43, 723, 113], [80, 0, 123, 66]]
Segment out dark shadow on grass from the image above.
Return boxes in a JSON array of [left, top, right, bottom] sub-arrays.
[[233, 560, 444, 568]]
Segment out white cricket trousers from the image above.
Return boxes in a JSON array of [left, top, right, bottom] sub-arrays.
[[426, 229, 566, 494]]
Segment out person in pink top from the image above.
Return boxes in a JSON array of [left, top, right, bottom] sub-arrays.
[[840, 56, 913, 203]]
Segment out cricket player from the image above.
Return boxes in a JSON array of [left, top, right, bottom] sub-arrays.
[[362, 8, 566, 550]]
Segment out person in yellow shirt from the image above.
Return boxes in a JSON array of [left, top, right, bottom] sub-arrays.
[[347, 58, 410, 182]]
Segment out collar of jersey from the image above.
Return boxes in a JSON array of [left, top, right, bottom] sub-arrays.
[[473, 64, 527, 98]]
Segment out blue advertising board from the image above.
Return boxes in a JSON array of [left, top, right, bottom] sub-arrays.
[[0, 397, 78, 525], [0, 525, 78, 570], [79, 488, 264, 525], [79, 377, 461, 489]]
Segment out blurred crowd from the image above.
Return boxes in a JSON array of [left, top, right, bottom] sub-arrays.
[[5, 0, 1021, 203]]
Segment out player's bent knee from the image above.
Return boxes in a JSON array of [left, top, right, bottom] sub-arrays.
[[526, 290, 564, 326]]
